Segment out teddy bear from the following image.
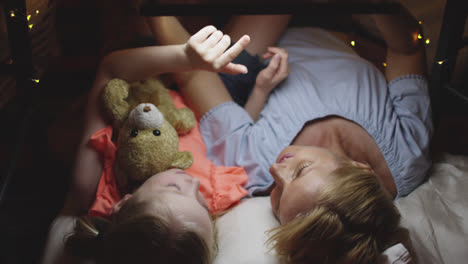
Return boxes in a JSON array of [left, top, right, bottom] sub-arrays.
[[102, 77, 196, 191]]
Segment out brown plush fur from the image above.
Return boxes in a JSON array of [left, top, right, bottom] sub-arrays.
[[102, 77, 195, 191]]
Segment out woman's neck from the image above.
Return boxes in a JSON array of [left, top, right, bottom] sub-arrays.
[[292, 116, 397, 197]]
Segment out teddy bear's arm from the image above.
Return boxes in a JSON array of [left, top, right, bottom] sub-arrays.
[[102, 79, 131, 128], [171, 151, 194, 170]]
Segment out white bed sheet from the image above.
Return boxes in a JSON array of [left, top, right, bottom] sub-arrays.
[[41, 153, 468, 264], [214, 153, 468, 264], [395, 154, 468, 263]]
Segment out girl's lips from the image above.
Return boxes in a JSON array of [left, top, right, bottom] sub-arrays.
[[176, 169, 188, 175], [277, 153, 295, 163]]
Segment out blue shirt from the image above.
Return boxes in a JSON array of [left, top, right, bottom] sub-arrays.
[[200, 27, 433, 198]]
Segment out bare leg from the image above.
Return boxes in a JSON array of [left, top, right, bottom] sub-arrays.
[[222, 15, 291, 59]]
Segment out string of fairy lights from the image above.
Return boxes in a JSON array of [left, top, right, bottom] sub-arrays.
[[7, 7, 449, 81], [8, 8, 41, 83], [347, 19, 447, 68]]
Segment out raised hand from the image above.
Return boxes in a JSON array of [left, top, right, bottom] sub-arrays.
[[254, 47, 289, 96], [244, 47, 289, 121], [184, 25, 251, 75]]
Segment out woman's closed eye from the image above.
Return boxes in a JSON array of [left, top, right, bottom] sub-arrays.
[[295, 162, 312, 178], [166, 183, 181, 191]]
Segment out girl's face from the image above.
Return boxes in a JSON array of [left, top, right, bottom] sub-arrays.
[[269, 145, 340, 224], [116, 169, 213, 248]]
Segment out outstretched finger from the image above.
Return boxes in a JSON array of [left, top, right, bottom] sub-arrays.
[[221, 63, 248, 75], [214, 35, 250, 70], [191, 25, 217, 43], [267, 46, 287, 54]]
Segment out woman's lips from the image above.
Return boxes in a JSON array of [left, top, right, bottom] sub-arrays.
[[277, 153, 295, 163]]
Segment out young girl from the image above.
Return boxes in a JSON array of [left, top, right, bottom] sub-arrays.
[[63, 15, 291, 264]]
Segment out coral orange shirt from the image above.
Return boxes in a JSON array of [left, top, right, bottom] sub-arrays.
[[88, 91, 248, 217]]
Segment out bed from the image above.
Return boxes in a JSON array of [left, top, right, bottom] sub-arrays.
[[40, 153, 468, 264], [3, 0, 468, 263]]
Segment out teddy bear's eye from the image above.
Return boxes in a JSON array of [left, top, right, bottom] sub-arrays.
[[153, 130, 161, 136], [130, 129, 138, 137]]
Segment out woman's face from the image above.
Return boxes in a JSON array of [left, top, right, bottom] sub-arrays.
[[269, 146, 340, 224], [120, 169, 213, 247]]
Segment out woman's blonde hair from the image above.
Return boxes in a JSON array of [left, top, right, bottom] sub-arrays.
[[65, 197, 212, 264], [267, 160, 408, 264]]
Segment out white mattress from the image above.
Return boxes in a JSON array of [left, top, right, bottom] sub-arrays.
[[41, 153, 468, 264], [214, 153, 468, 264]]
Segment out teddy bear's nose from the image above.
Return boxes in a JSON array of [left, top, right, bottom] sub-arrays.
[[143, 106, 151, 112]]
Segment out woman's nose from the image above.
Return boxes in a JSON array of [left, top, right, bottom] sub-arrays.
[[269, 163, 288, 187]]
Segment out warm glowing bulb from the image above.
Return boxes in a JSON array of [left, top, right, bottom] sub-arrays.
[[10, 11, 15, 17], [29, 24, 33, 29], [382, 62, 387, 67], [437, 60, 446, 65], [32, 79, 40, 83], [417, 34, 423, 40], [27, 15, 31, 21], [350, 40, 356, 47], [36, 10, 40, 14], [418, 21, 422, 24], [425, 38, 430, 45]]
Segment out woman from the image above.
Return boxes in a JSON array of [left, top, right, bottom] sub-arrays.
[[157, 3, 430, 263]]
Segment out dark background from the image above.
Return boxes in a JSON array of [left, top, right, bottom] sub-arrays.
[[0, 0, 467, 263]]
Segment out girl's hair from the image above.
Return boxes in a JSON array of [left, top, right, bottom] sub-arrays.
[[65, 197, 212, 264], [267, 160, 409, 264]]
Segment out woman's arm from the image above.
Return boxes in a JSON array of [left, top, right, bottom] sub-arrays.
[[244, 47, 289, 121]]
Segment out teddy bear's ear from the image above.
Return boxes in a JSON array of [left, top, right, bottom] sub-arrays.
[[170, 151, 194, 170], [102, 79, 131, 128]]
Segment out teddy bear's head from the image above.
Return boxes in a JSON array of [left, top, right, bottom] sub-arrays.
[[102, 78, 194, 191], [115, 103, 193, 189]]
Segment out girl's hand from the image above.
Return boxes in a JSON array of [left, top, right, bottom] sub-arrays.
[[254, 47, 289, 95], [184, 25, 251, 75]]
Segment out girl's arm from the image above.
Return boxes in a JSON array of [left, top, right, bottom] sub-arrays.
[[67, 27, 251, 214], [99, 30, 250, 84]]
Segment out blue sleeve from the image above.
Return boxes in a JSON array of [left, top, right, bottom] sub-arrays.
[[387, 75, 433, 197], [199, 102, 255, 166], [388, 75, 433, 145]]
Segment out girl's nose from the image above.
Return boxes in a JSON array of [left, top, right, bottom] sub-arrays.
[[187, 177, 200, 195]]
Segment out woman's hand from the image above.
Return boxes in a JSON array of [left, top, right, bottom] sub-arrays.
[[244, 47, 289, 122], [254, 47, 289, 96], [184, 25, 251, 75]]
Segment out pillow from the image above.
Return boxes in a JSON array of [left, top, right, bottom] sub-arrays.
[[214, 197, 280, 264], [215, 197, 412, 264], [215, 154, 468, 264]]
